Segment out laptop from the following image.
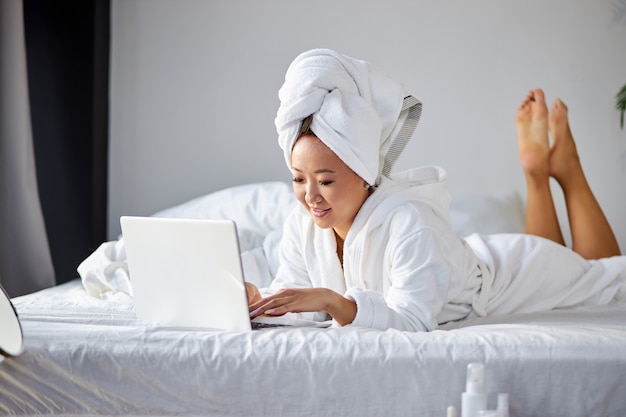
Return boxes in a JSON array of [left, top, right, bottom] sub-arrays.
[[120, 216, 329, 331]]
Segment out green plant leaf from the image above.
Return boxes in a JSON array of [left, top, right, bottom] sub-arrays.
[[617, 83, 626, 129]]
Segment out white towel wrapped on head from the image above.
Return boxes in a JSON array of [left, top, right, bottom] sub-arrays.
[[275, 49, 416, 186]]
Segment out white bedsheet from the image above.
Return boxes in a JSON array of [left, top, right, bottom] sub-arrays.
[[4, 279, 626, 416]]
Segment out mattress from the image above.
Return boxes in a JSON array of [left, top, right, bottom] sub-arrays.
[[3, 278, 626, 417]]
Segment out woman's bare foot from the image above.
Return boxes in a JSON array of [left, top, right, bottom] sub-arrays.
[[546, 97, 621, 258], [517, 88, 565, 245], [516, 88, 550, 180], [548, 98, 582, 186]]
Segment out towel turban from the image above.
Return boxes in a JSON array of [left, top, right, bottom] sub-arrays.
[[275, 48, 422, 186]]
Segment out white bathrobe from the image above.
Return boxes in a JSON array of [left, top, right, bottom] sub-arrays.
[[266, 166, 626, 331]]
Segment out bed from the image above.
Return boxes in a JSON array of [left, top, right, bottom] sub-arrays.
[[3, 181, 626, 417]]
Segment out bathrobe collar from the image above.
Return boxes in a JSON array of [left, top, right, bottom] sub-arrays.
[[345, 165, 452, 246]]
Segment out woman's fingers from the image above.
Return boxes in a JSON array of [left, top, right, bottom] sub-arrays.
[[248, 288, 357, 326], [249, 288, 328, 318], [248, 290, 299, 318]]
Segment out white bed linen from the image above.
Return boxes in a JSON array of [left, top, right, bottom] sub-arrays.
[[4, 279, 626, 417]]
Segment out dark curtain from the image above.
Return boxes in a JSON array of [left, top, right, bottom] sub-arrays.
[[22, 0, 109, 287]]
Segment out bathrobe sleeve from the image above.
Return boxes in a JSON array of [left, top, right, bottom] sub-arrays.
[[266, 216, 312, 292], [261, 207, 332, 322], [345, 206, 459, 332]]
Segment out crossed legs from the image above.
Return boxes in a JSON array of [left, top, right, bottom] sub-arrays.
[[515, 88, 621, 259]]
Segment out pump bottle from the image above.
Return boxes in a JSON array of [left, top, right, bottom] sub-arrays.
[[461, 363, 488, 417]]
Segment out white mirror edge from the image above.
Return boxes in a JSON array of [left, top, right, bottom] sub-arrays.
[[0, 284, 24, 357]]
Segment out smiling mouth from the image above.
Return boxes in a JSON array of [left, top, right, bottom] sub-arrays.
[[310, 207, 330, 217]]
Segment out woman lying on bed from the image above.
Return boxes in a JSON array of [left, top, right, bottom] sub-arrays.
[[246, 49, 626, 331]]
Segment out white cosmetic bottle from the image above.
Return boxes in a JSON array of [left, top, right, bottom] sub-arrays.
[[461, 363, 488, 417]]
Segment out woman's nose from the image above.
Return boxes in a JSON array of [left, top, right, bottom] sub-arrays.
[[305, 185, 321, 205]]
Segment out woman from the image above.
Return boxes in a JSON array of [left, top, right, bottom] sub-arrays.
[[246, 49, 625, 331]]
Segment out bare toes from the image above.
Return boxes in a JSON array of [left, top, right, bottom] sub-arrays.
[[548, 98, 579, 181], [516, 89, 550, 177], [549, 98, 568, 132]]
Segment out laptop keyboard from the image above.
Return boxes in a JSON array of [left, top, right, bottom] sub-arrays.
[[251, 322, 289, 330]]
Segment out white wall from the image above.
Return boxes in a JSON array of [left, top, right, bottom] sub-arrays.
[[109, 0, 626, 251]]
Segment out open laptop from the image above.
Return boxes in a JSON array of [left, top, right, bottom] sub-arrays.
[[120, 216, 329, 331]]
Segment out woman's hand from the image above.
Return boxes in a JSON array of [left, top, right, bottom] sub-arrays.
[[248, 288, 357, 326], [245, 282, 263, 305]]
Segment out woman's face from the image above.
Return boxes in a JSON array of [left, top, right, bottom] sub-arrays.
[[290, 135, 370, 240]]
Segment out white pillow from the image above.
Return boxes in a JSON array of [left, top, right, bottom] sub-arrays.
[[152, 181, 296, 252], [449, 192, 525, 237], [153, 183, 526, 250]]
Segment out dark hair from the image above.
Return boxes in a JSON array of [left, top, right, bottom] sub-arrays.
[[298, 114, 315, 139]]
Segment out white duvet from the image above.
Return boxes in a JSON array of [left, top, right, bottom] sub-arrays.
[[5, 279, 626, 417]]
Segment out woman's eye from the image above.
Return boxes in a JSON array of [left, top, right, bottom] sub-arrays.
[[320, 181, 333, 186], [291, 178, 304, 184]]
